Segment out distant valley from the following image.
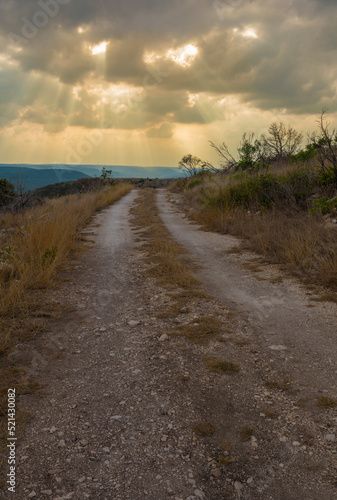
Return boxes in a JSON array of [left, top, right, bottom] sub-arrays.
[[0, 164, 183, 190]]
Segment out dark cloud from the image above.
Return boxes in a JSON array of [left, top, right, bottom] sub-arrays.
[[0, 0, 337, 134]]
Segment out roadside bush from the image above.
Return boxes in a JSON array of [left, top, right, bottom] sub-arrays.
[[290, 144, 317, 163], [200, 173, 309, 211], [311, 197, 337, 215], [318, 167, 337, 187], [279, 169, 317, 203], [192, 165, 322, 212], [187, 178, 203, 190]]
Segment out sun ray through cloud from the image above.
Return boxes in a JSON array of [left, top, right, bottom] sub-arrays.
[[0, 0, 336, 166]]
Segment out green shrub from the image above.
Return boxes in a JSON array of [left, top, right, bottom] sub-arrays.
[[187, 178, 203, 189], [203, 175, 283, 210], [290, 144, 317, 163], [311, 197, 337, 215], [279, 169, 316, 203], [318, 167, 337, 187]]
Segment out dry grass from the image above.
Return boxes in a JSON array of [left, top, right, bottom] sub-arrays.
[[193, 207, 337, 290], [131, 190, 230, 346], [225, 245, 243, 254], [310, 292, 337, 303], [265, 375, 292, 391], [205, 356, 240, 374], [0, 183, 132, 474], [0, 183, 132, 348], [239, 426, 254, 441], [131, 190, 199, 289], [130, 190, 212, 326], [233, 338, 251, 346], [218, 455, 235, 465], [263, 409, 276, 419], [179, 172, 337, 293], [170, 315, 222, 345], [316, 396, 337, 408], [222, 440, 233, 452], [193, 422, 215, 437]]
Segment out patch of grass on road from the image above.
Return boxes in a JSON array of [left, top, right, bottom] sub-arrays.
[[265, 375, 292, 391], [193, 422, 215, 437], [316, 396, 337, 408], [131, 189, 199, 290], [205, 356, 240, 374], [131, 190, 216, 331], [239, 426, 254, 442], [170, 315, 222, 345]]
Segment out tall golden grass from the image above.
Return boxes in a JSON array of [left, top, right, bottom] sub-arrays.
[[193, 206, 337, 287], [0, 183, 132, 341], [0, 183, 132, 477]]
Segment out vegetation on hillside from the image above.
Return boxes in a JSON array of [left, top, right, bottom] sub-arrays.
[[174, 111, 337, 293], [0, 171, 121, 211]]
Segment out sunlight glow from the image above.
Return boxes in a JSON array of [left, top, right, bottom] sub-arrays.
[[88, 83, 139, 99], [72, 86, 82, 100], [143, 51, 161, 65], [242, 28, 258, 39], [90, 41, 109, 55], [188, 93, 200, 107], [0, 53, 19, 68], [166, 44, 198, 67]]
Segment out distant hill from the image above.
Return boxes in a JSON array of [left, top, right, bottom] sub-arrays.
[[33, 177, 177, 200], [0, 166, 90, 191], [0, 164, 183, 182], [101, 166, 183, 179]]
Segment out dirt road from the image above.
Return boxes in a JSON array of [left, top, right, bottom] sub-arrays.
[[157, 190, 337, 403], [3, 189, 337, 500]]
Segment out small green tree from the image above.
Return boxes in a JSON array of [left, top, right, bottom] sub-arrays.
[[290, 143, 317, 163], [100, 167, 115, 185], [178, 154, 204, 177], [210, 133, 268, 172], [237, 133, 268, 171], [101, 167, 113, 179]]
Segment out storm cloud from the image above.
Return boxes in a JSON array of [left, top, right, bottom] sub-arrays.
[[0, 0, 336, 164]]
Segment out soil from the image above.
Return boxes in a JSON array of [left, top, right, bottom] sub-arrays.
[[2, 189, 337, 500]]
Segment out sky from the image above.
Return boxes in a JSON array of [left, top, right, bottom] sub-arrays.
[[0, 0, 336, 167]]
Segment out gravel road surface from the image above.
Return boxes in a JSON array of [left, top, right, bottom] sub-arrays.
[[2, 189, 336, 500]]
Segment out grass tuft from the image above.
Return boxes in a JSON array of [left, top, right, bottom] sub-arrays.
[[263, 409, 276, 419], [316, 396, 337, 408], [193, 422, 215, 437], [239, 426, 254, 442], [218, 455, 235, 465], [205, 356, 240, 374], [265, 376, 292, 391], [171, 315, 222, 345]]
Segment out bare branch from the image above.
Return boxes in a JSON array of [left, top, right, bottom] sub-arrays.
[[209, 141, 237, 172]]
